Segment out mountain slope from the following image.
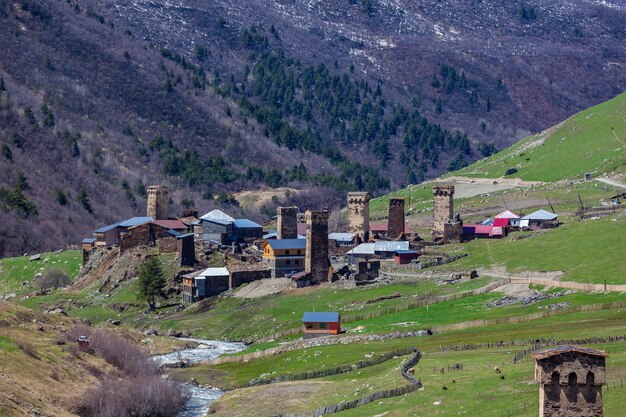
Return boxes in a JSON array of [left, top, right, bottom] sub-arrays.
[[454, 91, 626, 181]]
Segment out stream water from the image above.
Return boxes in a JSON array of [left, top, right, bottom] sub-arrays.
[[152, 338, 247, 417]]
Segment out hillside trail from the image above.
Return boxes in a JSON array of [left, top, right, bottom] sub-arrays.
[[596, 177, 626, 190]]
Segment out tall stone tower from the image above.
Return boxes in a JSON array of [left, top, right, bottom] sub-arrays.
[[147, 185, 168, 220], [277, 206, 299, 239], [432, 185, 461, 242], [305, 210, 330, 283], [533, 346, 606, 417], [347, 192, 371, 242], [387, 197, 405, 240]]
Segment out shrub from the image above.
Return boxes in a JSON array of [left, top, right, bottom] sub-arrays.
[[35, 268, 71, 290], [77, 375, 188, 417]]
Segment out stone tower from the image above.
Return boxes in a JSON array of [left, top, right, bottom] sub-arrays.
[[387, 197, 405, 240], [432, 185, 461, 242], [347, 192, 371, 241], [305, 210, 330, 283], [533, 346, 606, 417], [147, 185, 168, 220], [277, 206, 299, 239]]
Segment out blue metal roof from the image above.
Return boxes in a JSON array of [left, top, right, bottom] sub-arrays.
[[166, 229, 181, 237], [266, 239, 306, 250], [82, 238, 96, 243], [93, 221, 123, 233], [302, 312, 340, 323], [120, 217, 154, 227], [234, 219, 262, 229]]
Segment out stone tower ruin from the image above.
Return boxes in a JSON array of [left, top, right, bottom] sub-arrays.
[[432, 185, 461, 242], [277, 206, 299, 239], [347, 192, 371, 242], [533, 346, 606, 417], [387, 197, 405, 240], [305, 210, 330, 283], [147, 185, 168, 220]]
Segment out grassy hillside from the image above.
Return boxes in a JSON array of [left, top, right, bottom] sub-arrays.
[[436, 215, 626, 284], [454, 91, 626, 181]]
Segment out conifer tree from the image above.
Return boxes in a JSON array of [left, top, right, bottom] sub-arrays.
[[136, 256, 166, 311]]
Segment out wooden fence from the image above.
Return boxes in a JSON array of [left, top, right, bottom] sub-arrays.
[[508, 277, 626, 292], [256, 279, 508, 343], [274, 349, 423, 417]]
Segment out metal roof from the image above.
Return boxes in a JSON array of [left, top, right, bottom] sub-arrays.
[[82, 238, 96, 243], [493, 218, 510, 227], [480, 218, 494, 226], [93, 221, 123, 233], [394, 250, 417, 255], [166, 229, 181, 237], [200, 209, 235, 222], [495, 210, 521, 219], [263, 231, 278, 239], [374, 241, 409, 252], [328, 232, 356, 242], [119, 217, 154, 227], [176, 233, 194, 239], [521, 209, 558, 220], [198, 267, 230, 277], [347, 243, 375, 255], [302, 312, 340, 323], [532, 345, 607, 360], [233, 219, 262, 229], [265, 239, 307, 250], [154, 219, 188, 230]]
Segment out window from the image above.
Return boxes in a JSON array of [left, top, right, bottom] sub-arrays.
[[295, 260, 299, 264], [286, 250, 290, 255], [306, 323, 313, 329], [319, 322, 327, 329], [297, 250, 301, 254], [286, 260, 291, 265]]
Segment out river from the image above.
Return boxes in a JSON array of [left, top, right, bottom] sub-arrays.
[[152, 338, 247, 417]]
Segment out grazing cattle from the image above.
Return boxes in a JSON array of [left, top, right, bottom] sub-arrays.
[[407, 367, 415, 374], [442, 386, 448, 390]]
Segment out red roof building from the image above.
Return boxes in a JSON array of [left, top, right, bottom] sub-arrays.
[[154, 219, 189, 232]]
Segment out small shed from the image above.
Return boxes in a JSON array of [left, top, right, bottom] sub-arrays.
[[302, 312, 340, 337], [393, 250, 419, 264], [495, 210, 521, 227], [520, 209, 558, 228]]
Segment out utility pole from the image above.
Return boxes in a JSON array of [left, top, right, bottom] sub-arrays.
[[546, 196, 555, 213], [577, 194, 585, 219], [501, 196, 509, 211]]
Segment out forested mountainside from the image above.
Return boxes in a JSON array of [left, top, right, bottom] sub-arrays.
[[0, 0, 624, 255]]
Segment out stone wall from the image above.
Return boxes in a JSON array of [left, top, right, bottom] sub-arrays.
[[146, 185, 168, 220], [229, 268, 272, 289], [347, 192, 370, 241], [387, 197, 405, 239], [119, 223, 170, 253], [157, 235, 177, 253], [277, 206, 299, 239], [305, 210, 330, 283], [177, 235, 196, 267]]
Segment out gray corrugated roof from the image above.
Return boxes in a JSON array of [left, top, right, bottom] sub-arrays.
[[198, 267, 230, 277], [302, 312, 340, 323], [374, 241, 409, 252], [200, 209, 234, 222], [521, 209, 558, 220], [119, 217, 153, 227], [347, 243, 375, 255], [328, 232, 356, 242]]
